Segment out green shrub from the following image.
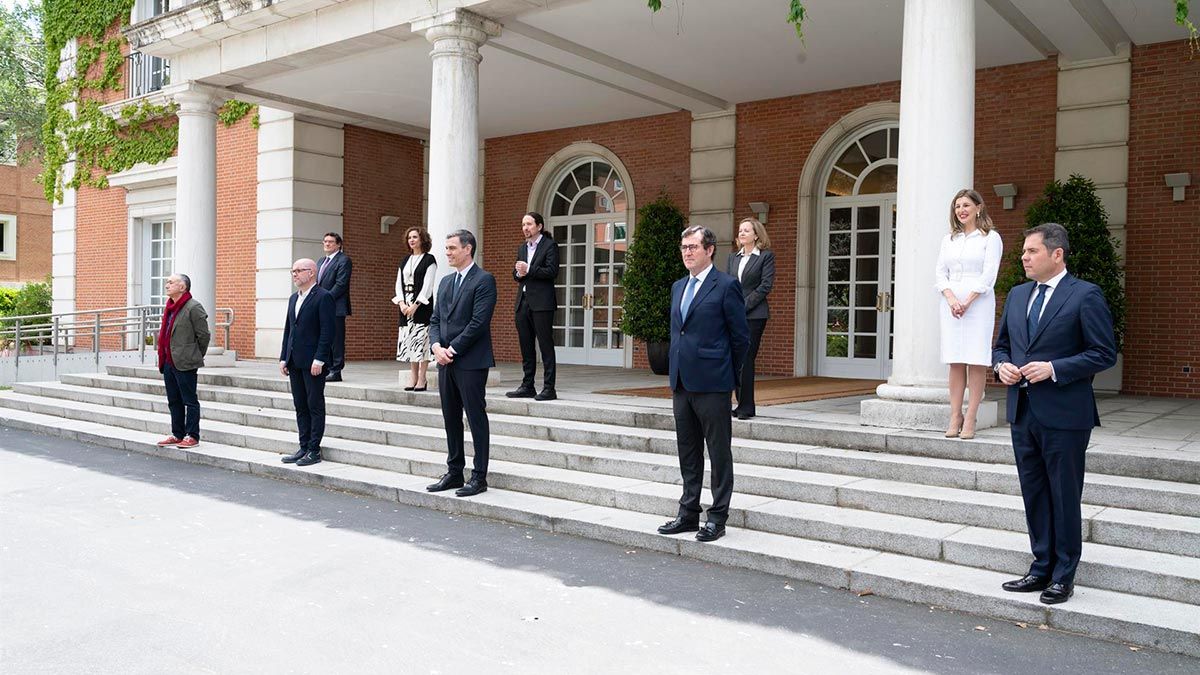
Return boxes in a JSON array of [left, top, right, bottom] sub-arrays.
[[0, 288, 18, 316], [0, 278, 53, 346], [996, 174, 1126, 351], [619, 193, 687, 343]]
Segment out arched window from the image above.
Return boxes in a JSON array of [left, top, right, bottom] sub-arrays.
[[824, 127, 899, 197], [549, 159, 627, 223]]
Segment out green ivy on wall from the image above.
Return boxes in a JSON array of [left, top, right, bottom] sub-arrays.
[[38, 0, 256, 204]]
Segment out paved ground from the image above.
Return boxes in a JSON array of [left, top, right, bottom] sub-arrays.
[[3, 428, 1197, 674]]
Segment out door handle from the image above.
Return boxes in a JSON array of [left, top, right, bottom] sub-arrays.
[[884, 292, 893, 312], [875, 292, 884, 312]]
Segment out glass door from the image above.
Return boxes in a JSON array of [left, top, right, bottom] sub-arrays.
[[550, 217, 626, 366], [818, 199, 894, 379]]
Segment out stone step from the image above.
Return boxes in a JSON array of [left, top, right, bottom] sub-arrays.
[[4, 386, 1198, 568], [44, 375, 1200, 519], [2, 404, 1198, 659], [96, 366, 1200, 485]]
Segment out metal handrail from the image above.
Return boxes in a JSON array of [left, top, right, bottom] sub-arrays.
[[0, 304, 233, 381]]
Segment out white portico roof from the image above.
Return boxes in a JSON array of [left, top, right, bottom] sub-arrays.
[[125, 0, 1192, 139]]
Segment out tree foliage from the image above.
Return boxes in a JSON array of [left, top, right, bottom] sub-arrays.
[[0, 0, 45, 163], [619, 193, 686, 343], [996, 174, 1127, 351]]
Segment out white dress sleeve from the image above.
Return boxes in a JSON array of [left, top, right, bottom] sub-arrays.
[[933, 234, 952, 292], [392, 259, 405, 305], [972, 231, 1003, 295], [416, 259, 436, 305]]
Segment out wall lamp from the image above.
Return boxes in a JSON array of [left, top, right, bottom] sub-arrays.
[[992, 183, 1018, 210], [380, 215, 399, 234], [748, 201, 770, 224], [1165, 173, 1191, 202]]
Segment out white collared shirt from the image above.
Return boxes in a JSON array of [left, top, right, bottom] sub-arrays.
[[736, 247, 760, 281], [294, 285, 312, 317], [1027, 267, 1069, 322]]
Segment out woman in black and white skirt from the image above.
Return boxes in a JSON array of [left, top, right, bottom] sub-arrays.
[[393, 227, 437, 391]]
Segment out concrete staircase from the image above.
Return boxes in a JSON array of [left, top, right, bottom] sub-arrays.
[[1, 365, 1198, 657]]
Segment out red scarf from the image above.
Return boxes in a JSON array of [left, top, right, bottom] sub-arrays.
[[157, 291, 192, 369]]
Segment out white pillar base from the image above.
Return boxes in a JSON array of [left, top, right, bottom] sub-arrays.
[[860, 384, 997, 431]]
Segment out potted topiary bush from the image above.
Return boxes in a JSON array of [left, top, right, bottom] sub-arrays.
[[996, 174, 1126, 352], [620, 193, 686, 375]]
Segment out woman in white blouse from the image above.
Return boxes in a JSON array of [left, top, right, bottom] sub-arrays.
[[393, 227, 437, 391], [935, 189, 1003, 439]]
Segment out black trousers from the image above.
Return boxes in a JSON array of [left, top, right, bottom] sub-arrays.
[[162, 364, 200, 440], [735, 318, 767, 415], [672, 386, 735, 525], [288, 360, 328, 453], [330, 315, 346, 373], [515, 298, 555, 390], [1011, 388, 1091, 585], [439, 365, 490, 480]]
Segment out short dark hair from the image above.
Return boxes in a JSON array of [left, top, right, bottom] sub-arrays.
[[681, 224, 716, 251], [448, 229, 476, 257], [323, 232, 343, 248], [177, 273, 191, 292], [406, 227, 433, 254], [1024, 222, 1070, 259], [524, 211, 545, 232]]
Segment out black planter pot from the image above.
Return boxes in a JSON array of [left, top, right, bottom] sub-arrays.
[[646, 340, 670, 375]]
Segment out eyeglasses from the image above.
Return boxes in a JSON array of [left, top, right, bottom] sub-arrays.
[[679, 244, 703, 252], [290, 269, 311, 275]]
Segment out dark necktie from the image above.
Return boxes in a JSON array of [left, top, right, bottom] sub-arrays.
[[1027, 283, 1048, 338], [450, 272, 461, 302], [680, 277, 698, 321]]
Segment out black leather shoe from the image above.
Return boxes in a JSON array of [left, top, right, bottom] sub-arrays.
[[1040, 582, 1074, 604], [506, 387, 536, 398], [737, 412, 755, 420], [696, 522, 726, 542], [534, 389, 557, 401], [281, 448, 306, 464], [295, 450, 322, 466], [426, 472, 464, 492], [455, 479, 487, 497], [1001, 574, 1050, 593], [656, 517, 700, 535], [325, 372, 343, 382]]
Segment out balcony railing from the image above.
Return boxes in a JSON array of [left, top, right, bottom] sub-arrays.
[[126, 51, 170, 99]]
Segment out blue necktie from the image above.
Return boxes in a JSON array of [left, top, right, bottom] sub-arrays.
[[450, 272, 461, 302], [1027, 283, 1048, 338], [680, 277, 698, 321]]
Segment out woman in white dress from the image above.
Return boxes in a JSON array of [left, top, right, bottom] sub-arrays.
[[935, 189, 1003, 439], [393, 227, 437, 391]]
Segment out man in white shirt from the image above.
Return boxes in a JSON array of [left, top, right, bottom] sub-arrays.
[[279, 258, 336, 467]]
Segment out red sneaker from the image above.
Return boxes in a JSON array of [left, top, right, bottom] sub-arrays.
[[176, 436, 200, 449], [156, 436, 182, 447]]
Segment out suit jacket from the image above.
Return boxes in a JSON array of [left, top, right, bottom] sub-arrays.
[[317, 251, 353, 317], [167, 298, 210, 371], [668, 267, 750, 393], [513, 235, 560, 312], [280, 285, 336, 369], [726, 249, 776, 321], [992, 274, 1117, 430], [430, 265, 497, 371]]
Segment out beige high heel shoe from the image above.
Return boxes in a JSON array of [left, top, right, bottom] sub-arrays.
[[945, 414, 963, 438], [959, 417, 977, 440]]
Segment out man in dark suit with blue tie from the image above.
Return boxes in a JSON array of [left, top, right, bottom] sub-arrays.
[[279, 258, 336, 467], [427, 229, 497, 498], [317, 232, 352, 382], [992, 222, 1116, 605], [657, 225, 750, 542]]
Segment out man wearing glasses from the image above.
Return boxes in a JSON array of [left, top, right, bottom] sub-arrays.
[[656, 225, 749, 542], [279, 258, 336, 467]]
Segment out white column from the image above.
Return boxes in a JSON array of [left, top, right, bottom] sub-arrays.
[[414, 9, 499, 266], [861, 0, 996, 430], [173, 86, 220, 351]]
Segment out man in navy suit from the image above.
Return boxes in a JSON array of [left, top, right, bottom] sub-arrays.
[[657, 225, 750, 542], [279, 258, 336, 467], [992, 222, 1116, 605], [317, 232, 352, 382], [427, 229, 497, 498], [508, 211, 560, 401]]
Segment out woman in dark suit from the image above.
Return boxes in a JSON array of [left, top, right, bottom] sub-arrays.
[[393, 227, 437, 391], [727, 217, 775, 420]]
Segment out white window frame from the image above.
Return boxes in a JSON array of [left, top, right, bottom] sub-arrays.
[[0, 213, 15, 260]]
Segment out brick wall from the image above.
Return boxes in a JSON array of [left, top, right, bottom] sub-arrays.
[[341, 125, 425, 361], [0, 160, 52, 285], [483, 112, 692, 366], [74, 182, 128, 350], [1124, 40, 1200, 397], [215, 115, 257, 356], [736, 58, 1057, 376]]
